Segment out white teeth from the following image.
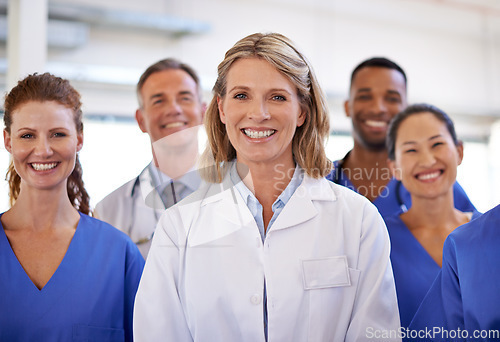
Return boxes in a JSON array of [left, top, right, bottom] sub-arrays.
[[417, 171, 441, 180], [31, 163, 58, 171], [365, 120, 387, 128], [243, 129, 275, 139], [165, 122, 185, 128]]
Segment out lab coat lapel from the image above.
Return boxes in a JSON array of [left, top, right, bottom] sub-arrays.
[[188, 172, 256, 246], [201, 171, 255, 226], [270, 176, 336, 231]]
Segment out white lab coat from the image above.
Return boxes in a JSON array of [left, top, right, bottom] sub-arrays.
[[94, 164, 165, 258], [134, 171, 401, 342]]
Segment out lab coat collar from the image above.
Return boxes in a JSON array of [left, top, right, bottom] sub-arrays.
[[269, 176, 337, 232], [186, 174, 255, 246], [198, 169, 337, 232]]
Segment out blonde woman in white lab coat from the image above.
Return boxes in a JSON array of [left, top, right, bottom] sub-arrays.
[[134, 32, 401, 342]]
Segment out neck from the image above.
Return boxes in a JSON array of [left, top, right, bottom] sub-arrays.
[[5, 185, 80, 232], [153, 139, 199, 179], [348, 142, 389, 168], [404, 191, 463, 229], [342, 143, 392, 202], [237, 160, 295, 206]]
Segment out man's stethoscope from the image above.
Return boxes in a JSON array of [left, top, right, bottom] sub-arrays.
[[128, 164, 168, 245]]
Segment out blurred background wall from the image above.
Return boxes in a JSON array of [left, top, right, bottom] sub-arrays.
[[1, 0, 499, 212]]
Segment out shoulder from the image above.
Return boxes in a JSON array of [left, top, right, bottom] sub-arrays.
[[381, 213, 408, 243], [303, 176, 383, 228], [448, 204, 499, 247], [78, 213, 137, 246], [325, 159, 342, 182], [78, 213, 144, 267], [318, 176, 376, 209], [382, 212, 404, 228], [96, 177, 137, 206], [94, 177, 138, 217]]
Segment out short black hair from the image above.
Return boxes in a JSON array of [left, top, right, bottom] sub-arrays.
[[386, 103, 459, 160], [350, 57, 407, 89]]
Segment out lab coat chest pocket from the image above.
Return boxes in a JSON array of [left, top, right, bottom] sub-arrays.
[[301, 256, 350, 289], [302, 256, 361, 340]]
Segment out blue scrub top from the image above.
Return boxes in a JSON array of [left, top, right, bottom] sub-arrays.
[[410, 205, 500, 342], [385, 211, 481, 329], [0, 213, 145, 342], [326, 158, 476, 218]]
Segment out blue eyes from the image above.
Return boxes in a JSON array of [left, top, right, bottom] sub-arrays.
[[233, 94, 287, 101], [234, 94, 247, 100]]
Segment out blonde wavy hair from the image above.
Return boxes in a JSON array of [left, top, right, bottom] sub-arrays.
[[200, 32, 332, 183]]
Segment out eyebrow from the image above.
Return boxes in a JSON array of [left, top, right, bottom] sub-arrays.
[[387, 90, 402, 96], [228, 86, 250, 93], [16, 127, 71, 132], [269, 88, 293, 95], [178, 91, 195, 97], [357, 88, 402, 96], [149, 90, 195, 99], [401, 134, 443, 145], [227, 86, 293, 95], [356, 88, 371, 93], [149, 93, 164, 101]]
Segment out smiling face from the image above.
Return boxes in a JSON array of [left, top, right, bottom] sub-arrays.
[[136, 69, 204, 146], [217, 58, 305, 169], [3, 100, 83, 192], [388, 112, 463, 200], [346, 67, 407, 150]]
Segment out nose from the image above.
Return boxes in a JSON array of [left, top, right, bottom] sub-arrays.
[[165, 99, 182, 116], [418, 148, 436, 167], [247, 100, 270, 122], [34, 137, 54, 157], [371, 97, 387, 115]]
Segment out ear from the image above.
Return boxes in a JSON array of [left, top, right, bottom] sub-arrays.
[[3, 130, 11, 153], [217, 96, 226, 124], [76, 132, 84, 152], [456, 140, 464, 166], [297, 108, 306, 127], [135, 109, 147, 133], [344, 99, 351, 118], [387, 159, 402, 181]]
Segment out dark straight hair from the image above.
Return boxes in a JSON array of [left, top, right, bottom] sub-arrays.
[[386, 103, 460, 161], [350, 57, 407, 89]]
